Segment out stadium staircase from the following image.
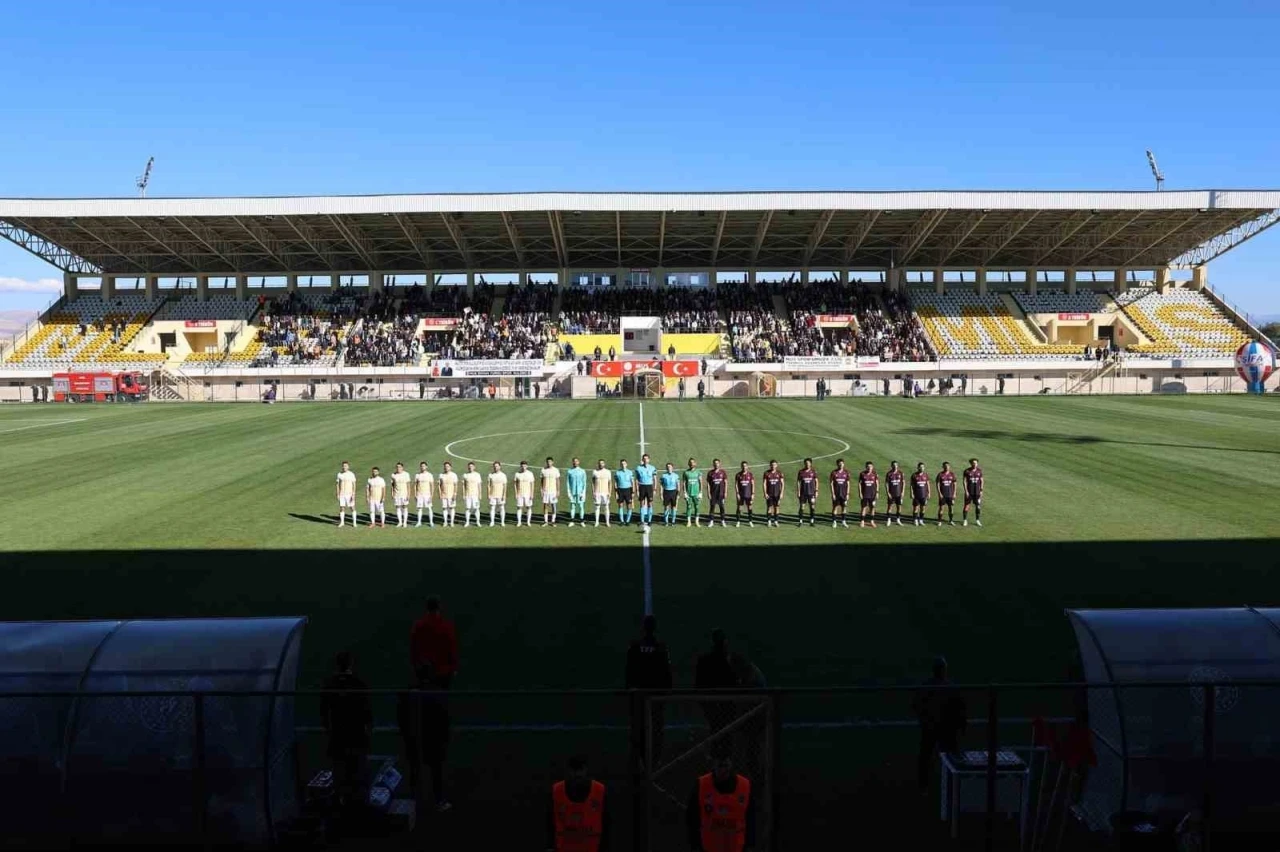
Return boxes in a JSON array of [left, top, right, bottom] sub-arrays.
[[151, 366, 195, 401], [1064, 358, 1120, 394], [998, 294, 1050, 343]]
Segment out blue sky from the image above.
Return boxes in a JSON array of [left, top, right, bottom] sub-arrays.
[[1, 0, 1278, 317]]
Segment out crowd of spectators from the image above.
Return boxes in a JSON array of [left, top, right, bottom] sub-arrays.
[[558, 286, 725, 334], [784, 282, 934, 361], [255, 292, 344, 364], [423, 283, 553, 361], [344, 314, 423, 366], [722, 284, 787, 363]]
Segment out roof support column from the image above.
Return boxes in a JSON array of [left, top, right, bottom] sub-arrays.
[[519, 271, 529, 287], [1155, 267, 1171, 294], [197, 274, 209, 303], [707, 269, 717, 290], [147, 275, 160, 301], [976, 268, 987, 297], [370, 271, 384, 293], [1025, 269, 1037, 295], [838, 269, 849, 285], [1113, 268, 1128, 294], [655, 268, 666, 290], [234, 274, 246, 300], [1065, 268, 1077, 295], [101, 275, 115, 300], [465, 271, 474, 297], [1191, 265, 1207, 291], [934, 268, 945, 295], [887, 268, 902, 293], [800, 269, 810, 285], [64, 273, 78, 303], [747, 269, 757, 286], [286, 274, 298, 293]]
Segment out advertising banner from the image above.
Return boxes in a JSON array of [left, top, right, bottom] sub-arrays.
[[1057, 313, 1090, 321], [590, 359, 699, 378], [783, 355, 881, 371], [432, 359, 543, 377], [420, 317, 460, 330], [183, 320, 217, 328], [815, 314, 856, 327]]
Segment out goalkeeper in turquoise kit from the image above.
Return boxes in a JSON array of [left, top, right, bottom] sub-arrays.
[[565, 457, 588, 528], [682, 458, 703, 527]]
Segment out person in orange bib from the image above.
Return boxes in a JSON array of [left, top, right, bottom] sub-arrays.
[[686, 750, 755, 852], [547, 755, 609, 852]]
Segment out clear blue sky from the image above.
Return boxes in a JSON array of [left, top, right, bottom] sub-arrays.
[[2, 0, 1278, 317]]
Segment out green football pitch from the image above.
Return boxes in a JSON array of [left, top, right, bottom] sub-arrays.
[[3, 395, 1278, 846], [2, 395, 1278, 690]]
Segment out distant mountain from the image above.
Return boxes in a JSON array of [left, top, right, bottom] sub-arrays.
[[0, 309, 36, 336]]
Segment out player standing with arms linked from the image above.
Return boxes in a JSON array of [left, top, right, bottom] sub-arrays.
[[857, 461, 879, 528], [682, 458, 703, 527], [706, 459, 729, 528], [487, 461, 508, 527], [910, 462, 931, 526], [885, 461, 906, 527], [336, 461, 358, 527], [366, 466, 387, 528], [592, 460, 613, 528], [614, 459, 635, 526], [660, 463, 681, 527], [734, 461, 755, 528], [461, 462, 483, 528], [936, 462, 957, 526], [414, 462, 435, 528], [796, 458, 819, 527], [763, 460, 785, 528], [438, 462, 458, 528], [962, 458, 984, 527], [541, 457, 561, 526], [391, 462, 412, 528], [565, 458, 587, 528], [512, 461, 536, 527], [829, 459, 851, 528], [635, 453, 657, 531]]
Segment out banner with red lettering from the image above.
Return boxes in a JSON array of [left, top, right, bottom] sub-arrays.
[[1057, 313, 1090, 321], [591, 360, 700, 378], [815, 314, 856, 327], [183, 320, 216, 328], [420, 317, 459, 330]]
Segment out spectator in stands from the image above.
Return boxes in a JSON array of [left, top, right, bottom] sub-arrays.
[[547, 755, 610, 851], [397, 663, 452, 813], [410, 596, 458, 689], [319, 651, 372, 808], [912, 656, 967, 794]]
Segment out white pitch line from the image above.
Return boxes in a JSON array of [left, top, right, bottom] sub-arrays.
[[640, 403, 653, 616], [0, 418, 87, 435]]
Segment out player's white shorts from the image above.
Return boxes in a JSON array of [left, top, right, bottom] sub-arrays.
[[416, 496, 432, 508], [594, 493, 610, 506], [338, 495, 355, 508], [368, 501, 384, 513], [542, 492, 558, 505], [465, 497, 480, 510], [516, 495, 533, 508], [394, 496, 409, 508], [440, 497, 456, 509], [489, 497, 503, 507]]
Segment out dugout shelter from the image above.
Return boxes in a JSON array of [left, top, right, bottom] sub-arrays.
[[0, 617, 306, 847], [1067, 607, 1280, 835]]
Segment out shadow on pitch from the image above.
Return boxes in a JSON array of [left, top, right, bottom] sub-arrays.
[[897, 426, 1280, 456]]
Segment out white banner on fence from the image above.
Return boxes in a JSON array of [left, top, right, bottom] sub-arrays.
[[783, 356, 881, 371], [432, 359, 545, 377]]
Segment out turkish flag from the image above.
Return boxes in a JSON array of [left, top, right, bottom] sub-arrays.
[[591, 360, 661, 378], [664, 361, 698, 378]]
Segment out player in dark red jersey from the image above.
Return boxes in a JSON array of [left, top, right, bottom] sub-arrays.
[[935, 461, 957, 526], [884, 460, 906, 527], [796, 457, 819, 527], [762, 460, 785, 527], [962, 457, 984, 527], [857, 461, 879, 528], [706, 459, 729, 528], [828, 459, 851, 528], [910, 462, 931, 526], [734, 461, 756, 528]]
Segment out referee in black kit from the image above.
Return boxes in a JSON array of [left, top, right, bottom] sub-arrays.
[[626, 615, 673, 768]]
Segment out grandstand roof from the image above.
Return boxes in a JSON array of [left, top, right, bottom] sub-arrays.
[[2, 190, 1278, 276]]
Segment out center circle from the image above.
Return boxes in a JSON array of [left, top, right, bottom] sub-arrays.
[[443, 427, 851, 468]]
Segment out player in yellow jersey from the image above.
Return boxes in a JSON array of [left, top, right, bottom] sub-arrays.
[[487, 461, 508, 527], [540, 456, 561, 526], [461, 462, 483, 528], [414, 462, 435, 528], [366, 466, 387, 528], [512, 460, 536, 527], [591, 459, 613, 528], [391, 462, 412, 528], [437, 461, 459, 527], [335, 460, 358, 527]]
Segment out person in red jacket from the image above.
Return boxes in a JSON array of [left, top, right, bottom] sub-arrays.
[[410, 596, 458, 689]]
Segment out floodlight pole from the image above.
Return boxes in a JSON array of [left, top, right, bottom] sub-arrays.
[[136, 156, 154, 198], [1145, 150, 1165, 192]]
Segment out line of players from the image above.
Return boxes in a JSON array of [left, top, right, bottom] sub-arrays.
[[333, 454, 985, 530]]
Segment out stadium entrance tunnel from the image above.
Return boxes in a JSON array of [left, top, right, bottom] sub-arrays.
[[0, 617, 306, 847], [1068, 607, 1280, 835]]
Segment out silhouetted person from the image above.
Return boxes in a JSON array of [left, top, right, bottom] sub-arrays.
[[695, 629, 740, 735], [410, 596, 458, 689], [546, 755, 610, 851], [319, 651, 372, 808], [627, 615, 673, 765], [912, 656, 967, 793], [398, 664, 452, 813], [697, 379, 705, 401]]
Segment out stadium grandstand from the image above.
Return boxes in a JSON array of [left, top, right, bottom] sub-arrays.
[[1, 190, 1277, 398]]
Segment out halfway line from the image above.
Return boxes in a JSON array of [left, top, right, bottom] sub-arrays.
[[640, 402, 653, 616]]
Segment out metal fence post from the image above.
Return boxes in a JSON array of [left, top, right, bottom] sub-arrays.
[[1202, 683, 1215, 852], [193, 692, 208, 849], [635, 691, 650, 852], [986, 686, 998, 852], [770, 691, 782, 852]]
